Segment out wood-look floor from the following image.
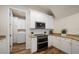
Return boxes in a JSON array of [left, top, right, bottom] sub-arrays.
[[11, 43, 65, 54], [11, 43, 31, 54]]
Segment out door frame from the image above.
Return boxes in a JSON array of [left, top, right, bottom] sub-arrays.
[[9, 7, 28, 53]]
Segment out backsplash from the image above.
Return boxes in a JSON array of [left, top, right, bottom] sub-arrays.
[[30, 29, 50, 35]]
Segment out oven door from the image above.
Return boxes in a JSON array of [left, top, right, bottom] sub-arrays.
[[37, 36, 48, 43], [37, 42, 48, 52]]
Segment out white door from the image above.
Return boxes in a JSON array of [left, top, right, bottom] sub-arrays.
[[9, 9, 14, 51]]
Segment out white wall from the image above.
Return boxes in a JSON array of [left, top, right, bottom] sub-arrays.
[[0, 6, 10, 54], [0, 6, 9, 35], [54, 13, 79, 35]]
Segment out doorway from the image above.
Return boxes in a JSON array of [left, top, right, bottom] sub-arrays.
[[9, 8, 27, 53]]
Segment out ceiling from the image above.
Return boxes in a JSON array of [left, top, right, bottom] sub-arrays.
[[26, 5, 79, 19], [39, 5, 79, 19], [11, 5, 79, 19], [12, 9, 26, 19]]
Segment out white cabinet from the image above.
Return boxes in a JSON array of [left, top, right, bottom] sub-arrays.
[[52, 36, 61, 49], [56, 37, 62, 50], [52, 36, 57, 47], [31, 37, 37, 53], [72, 40, 79, 54], [52, 36, 71, 54], [30, 10, 45, 28], [45, 16, 54, 29], [48, 35, 53, 47], [30, 9, 54, 29], [61, 38, 71, 54]]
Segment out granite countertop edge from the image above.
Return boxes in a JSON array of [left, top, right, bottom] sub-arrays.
[[53, 33, 79, 41]]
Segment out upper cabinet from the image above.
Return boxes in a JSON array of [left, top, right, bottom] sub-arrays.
[[30, 10, 54, 29], [45, 15, 54, 29]]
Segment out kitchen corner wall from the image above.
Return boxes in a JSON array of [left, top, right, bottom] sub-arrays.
[[54, 13, 79, 35]]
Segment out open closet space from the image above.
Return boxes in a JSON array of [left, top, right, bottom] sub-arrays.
[[10, 8, 27, 53]]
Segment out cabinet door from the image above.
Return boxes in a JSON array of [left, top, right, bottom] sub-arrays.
[[46, 16, 54, 29], [31, 38, 37, 53], [30, 10, 45, 28], [30, 10, 36, 28], [52, 36, 57, 47], [30, 10, 54, 29], [72, 40, 79, 54], [52, 36, 61, 49], [61, 38, 71, 54], [48, 36, 53, 47], [55, 37, 61, 49]]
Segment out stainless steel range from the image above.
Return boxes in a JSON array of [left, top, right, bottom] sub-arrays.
[[36, 34, 48, 52]]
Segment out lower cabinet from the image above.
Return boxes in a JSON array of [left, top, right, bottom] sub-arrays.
[[48, 35, 53, 47], [72, 40, 79, 54], [52, 36, 61, 50], [52, 36, 71, 54], [31, 37, 37, 53], [31, 35, 79, 54], [60, 38, 71, 54]]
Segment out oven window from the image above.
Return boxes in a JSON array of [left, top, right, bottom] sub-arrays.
[[37, 42, 48, 51]]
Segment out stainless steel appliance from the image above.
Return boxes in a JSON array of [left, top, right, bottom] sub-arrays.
[[37, 34, 48, 52], [35, 22, 45, 29]]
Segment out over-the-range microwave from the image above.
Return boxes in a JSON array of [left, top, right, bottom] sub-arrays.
[[35, 22, 45, 29]]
